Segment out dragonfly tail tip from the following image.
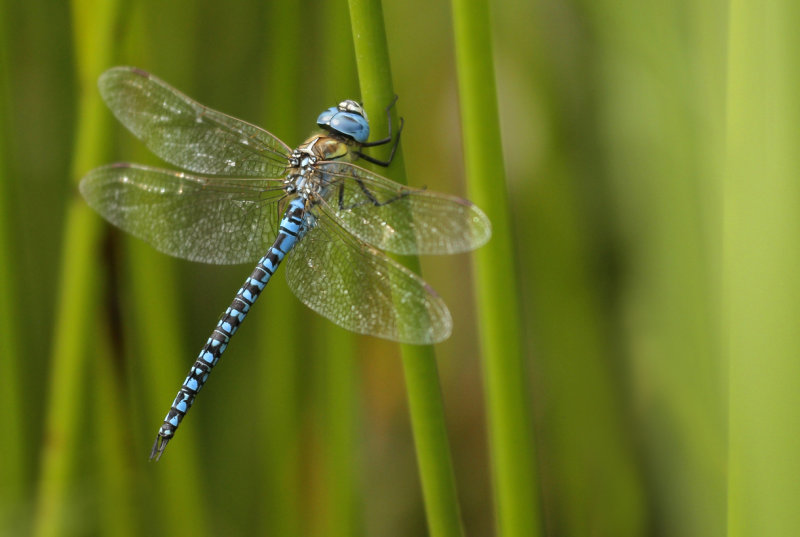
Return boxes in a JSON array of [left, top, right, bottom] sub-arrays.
[[149, 435, 169, 462]]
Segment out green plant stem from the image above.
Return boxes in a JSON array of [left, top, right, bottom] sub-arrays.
[[726, 1, 800, 535], [93, 328, 138, 537], [258, 4, 303, 534], [123, 6, 209, 534], [316, 3, 361, 535], [32, 1, 119, 535], [0, 0, 27, 519], [33, 206, 99, 537], [348, 1, 465, 536], [125, 241, 209, 536], [316, 326, 359, 537], [450, 0, 541, 536]]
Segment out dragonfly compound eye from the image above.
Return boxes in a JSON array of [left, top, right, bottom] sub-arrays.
[[317, 102, 370, 143]]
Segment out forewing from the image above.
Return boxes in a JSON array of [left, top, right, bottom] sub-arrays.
[[285, 215, 452, 344], [80, 163, 286, 264], [316, 161, 491, 255], [99, 66, 291, 177]]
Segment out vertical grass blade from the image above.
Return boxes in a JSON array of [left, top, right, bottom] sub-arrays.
[[450, 1, 541, 536], [0, 0, 27, 526], [257, 3, 303, 535], [314, 2, 362, 535], [92, 329, 138, 537], [313, 325, 360, 537], [726, 1, 800, 534], [575, 1, 726, 534], [348, 1, 465, 536], [499, 0, 657, 533], [125, 241, 210, 536], [32, 0, 120, 535], [120, 5, 209, 534]]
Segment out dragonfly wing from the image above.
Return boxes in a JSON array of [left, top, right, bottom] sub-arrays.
[[99, 66, 291, 177], [80, 163, 286, 264], [316, 161, 491, 255], [285, 214, 452, 344]]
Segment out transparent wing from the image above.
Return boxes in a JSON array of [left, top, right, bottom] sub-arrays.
[[315, 161, 491, 255], [285, 214, 452, 344], [99, 66, 292, 177], [80, 163, 287, 264]]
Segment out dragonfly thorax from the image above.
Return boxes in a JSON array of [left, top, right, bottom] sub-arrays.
[[286, 134, 356, 198]]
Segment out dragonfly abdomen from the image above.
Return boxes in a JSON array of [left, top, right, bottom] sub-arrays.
[[150, 197, 307, 460]]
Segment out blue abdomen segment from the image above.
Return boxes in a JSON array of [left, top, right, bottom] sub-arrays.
[[150, 197, 307, 460]]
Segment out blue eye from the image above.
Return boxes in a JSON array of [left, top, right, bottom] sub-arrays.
[[316, 104, 370, 143], [331, 113, 369, 142], [315, 106, 338, 126]]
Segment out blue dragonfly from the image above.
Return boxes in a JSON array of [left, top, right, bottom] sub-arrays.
[[80, 66, 491, 460]]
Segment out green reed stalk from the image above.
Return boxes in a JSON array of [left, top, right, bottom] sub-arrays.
[[578, 2, 725, 534], [122, 5, 209, 534], [315, 3, 361, 535], [257, 2, 303, 535], [348, 1, 465, 536], [0, 0, 26, 520], [726, 1, 800, 534], [93, 329, 138, 537], [314, 321, 360, 537], [450, 0, 541, 536], [32, 1, 120, 535], [125, 240, 209, 536], [508, 1, 650, 528]]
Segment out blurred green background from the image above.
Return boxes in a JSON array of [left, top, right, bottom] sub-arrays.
[[2, 0, 799, 536]]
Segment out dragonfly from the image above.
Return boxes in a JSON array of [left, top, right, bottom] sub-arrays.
[[80, 66, 491, 461]]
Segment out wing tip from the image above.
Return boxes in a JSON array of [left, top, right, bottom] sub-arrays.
[[98, 66, 152, 99], [470, 204, 493, 249], [109, 162, 132, 169], [129, 66, 151, 79], [397, 292, 453, 345], [101, 65, 151, 79], [399, 325, 453, 346]]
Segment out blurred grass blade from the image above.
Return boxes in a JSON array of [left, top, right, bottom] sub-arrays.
[[125, 240, 210, 535], [726, 1, 800, 535], [257, 2, 303, 534], [450, 0, 541, 536], [575, 1, 725, 535], [121, 4, 209, 535], [0, 0, 27, 525], [92, 328, 138, 537], [313, 323, 360, 537], [348, 1, 465, 536], [314, 2, 362, 535], [32, 0, 120, 535], [503, 0, 653, 534]]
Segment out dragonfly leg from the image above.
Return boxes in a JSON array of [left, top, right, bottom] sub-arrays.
[[356, 96, 404, 167], [336, 179, 413, 212]]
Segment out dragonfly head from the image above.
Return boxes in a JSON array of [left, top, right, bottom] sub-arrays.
[[316, 100, 370, 143]]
